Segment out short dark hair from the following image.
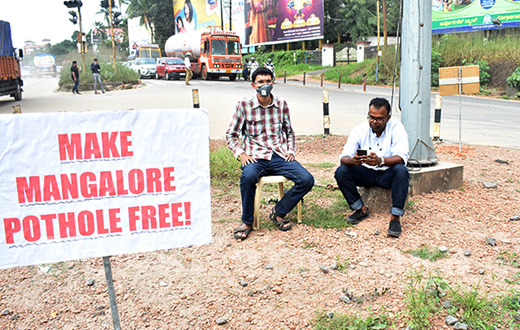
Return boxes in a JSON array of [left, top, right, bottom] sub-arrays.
[[72, 61, 77, 65], [369, 97, 391, 115], [94, 58, 98, 62], [252, 67, 274, 83]]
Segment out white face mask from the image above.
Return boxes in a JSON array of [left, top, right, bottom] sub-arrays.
[[256, 84, 273, 97]]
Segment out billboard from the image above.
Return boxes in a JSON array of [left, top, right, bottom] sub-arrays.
[[173, 0, 324, 47], [432, 0, 520, 34]]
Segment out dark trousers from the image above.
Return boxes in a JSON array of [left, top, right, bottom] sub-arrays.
[[72, 78, 79, 93], [240, 153, 314, 225], [334, 164, 409, 217]]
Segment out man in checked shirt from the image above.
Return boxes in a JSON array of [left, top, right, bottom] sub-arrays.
[[225, 67, 314, 240]]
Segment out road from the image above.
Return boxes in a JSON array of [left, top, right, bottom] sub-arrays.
[[1, 75, 519, 148]]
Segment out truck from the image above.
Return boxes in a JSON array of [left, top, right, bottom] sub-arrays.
[[165, 26, 242, 81], [0, 20, 23, 101], [34, 54, 57, 78]]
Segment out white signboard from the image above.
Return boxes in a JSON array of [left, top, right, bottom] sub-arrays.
[[0, 109, 211, 269]]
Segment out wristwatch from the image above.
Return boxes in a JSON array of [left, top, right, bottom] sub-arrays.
[[378, 157, 385, 167]]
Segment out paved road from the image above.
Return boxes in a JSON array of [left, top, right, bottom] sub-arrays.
[[1, 75, 519, 148]]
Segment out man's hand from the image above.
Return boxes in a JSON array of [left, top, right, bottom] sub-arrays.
[[364, 152, 380, 166], [239, 153, 257, 166], [284, 154, 295, 162], [352, 154, 364, 166]]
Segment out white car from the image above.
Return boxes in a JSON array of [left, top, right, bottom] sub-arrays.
[[21, 66, 32, 77], [129, 58, 157, 79]]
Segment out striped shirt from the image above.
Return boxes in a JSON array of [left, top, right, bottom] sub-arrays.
[[225, 94, 295, 160]]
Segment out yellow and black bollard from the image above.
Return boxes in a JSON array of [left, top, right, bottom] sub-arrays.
[[433, 94, 442, 141], [323, 90, 330, 135], [192, 89, 200, 108]]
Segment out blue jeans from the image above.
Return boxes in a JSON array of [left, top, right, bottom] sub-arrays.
[[93, 73, 104, 92], [72, 78, 79, 93], [240, 153, 314, 225], [334, 164, 409, 217]]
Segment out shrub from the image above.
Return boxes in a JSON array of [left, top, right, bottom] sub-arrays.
[[58, 62, 139, 89], [506, 66, 520, 90]]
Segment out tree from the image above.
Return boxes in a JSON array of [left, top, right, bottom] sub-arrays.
[[148, 0, 175, 53], [126, 0, 155, 42]]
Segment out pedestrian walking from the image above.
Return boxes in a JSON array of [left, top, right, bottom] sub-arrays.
[[184, 53, 193, 85], [71, 61, 80, 95], [90, 58, 105, 94]]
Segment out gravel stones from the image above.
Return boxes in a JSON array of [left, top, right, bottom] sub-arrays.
[[446, 315, 458, 325], [482, 182, 498, 189], [439, 246, 448, 253], [86, 278, 95, 286], [1, 310, 9, 316], [339, 295, 351, 304], [216, 317, 228, 325], [442, 300, 452, 309], [319, 265, 329, 274], [265, 264, 274, 270], [464, 250, 471, 257], [478, 269, 485, 275], [454, 322, 469, 330], [486, 238, 496, 246], [510, 216, 520, 221], [326, 312, 334, 318], [240, 280, 248, 287]]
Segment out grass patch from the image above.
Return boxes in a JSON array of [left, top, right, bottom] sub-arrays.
[[301, 192, 350, 229], [448, 279, 496, 329], [404, 245, 449, 262], [335, 256, 350, 273], [58, 62, 139, 88], [209, 146, 241, 187], [313, 309, 389, 330], [307, 162, 337, 169], [496, 251, 520, 268], [403, 268, 445, 329]]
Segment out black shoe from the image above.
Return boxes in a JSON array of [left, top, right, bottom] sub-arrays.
[[387, 219, 402, 237], [346, 208, 369, 224]]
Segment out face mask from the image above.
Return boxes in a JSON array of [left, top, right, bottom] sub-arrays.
[[256, 84, 273, 97]]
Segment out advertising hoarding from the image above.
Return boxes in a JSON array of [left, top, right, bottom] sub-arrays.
[[173, 0, 323, 48], [432, 0, 520, 34]]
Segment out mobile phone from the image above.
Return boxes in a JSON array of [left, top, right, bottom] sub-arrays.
[[357, 149, 367, 156]]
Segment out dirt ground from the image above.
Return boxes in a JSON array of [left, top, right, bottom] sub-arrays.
[[1, 136, 519, 330]]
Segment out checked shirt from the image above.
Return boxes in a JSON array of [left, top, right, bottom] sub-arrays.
[[225, 94, 296, 160]]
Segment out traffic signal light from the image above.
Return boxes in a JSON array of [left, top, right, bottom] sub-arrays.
[[64, 0, 82, 8], [100, 0, 116, 8], [69, 10, 78, 24], [112, 11, 122, 26]]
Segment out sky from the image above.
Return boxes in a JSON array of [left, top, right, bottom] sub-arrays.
[[1, 0, 123, 49]]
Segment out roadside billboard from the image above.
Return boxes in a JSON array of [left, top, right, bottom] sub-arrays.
[[173, 0, 323, 48], [432, 0, 520, 34]]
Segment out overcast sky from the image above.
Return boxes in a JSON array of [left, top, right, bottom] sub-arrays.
[[1, 0, 123, 49]]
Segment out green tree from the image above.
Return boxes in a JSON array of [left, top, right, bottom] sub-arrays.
[[148, 0, 175, 53], [126, 0, 155, 42], [49, 40, 77, 56]]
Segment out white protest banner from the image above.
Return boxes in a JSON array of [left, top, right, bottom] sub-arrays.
[[0, 109, 211, 269]]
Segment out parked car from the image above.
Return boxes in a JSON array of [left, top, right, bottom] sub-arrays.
[[155, 57, 186, 80], [129, 58, 157, 79], [21, 66, 32, 77]]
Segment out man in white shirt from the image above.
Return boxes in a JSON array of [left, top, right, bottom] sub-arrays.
[[334, 97, 409, 237], [184, 53, 193, 85]]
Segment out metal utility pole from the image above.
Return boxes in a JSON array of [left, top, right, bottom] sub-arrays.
[[220, 0, 224, 29], [383, 0, 387, 45], [229, 0, 232, 31], [109, 0, 117, 73], [400, 1, 438, 164], [65, 1, 86, 72]]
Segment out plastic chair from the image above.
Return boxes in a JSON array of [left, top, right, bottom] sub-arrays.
[[253, 175, 302, 230]]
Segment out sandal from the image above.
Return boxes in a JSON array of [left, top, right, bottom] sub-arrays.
[[233, 226, 251, 240], [269, 210, 292, 231]]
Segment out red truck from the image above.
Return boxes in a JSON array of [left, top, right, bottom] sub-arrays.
[[0, 20, 23, 101], [164, 26, 242, 81]]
